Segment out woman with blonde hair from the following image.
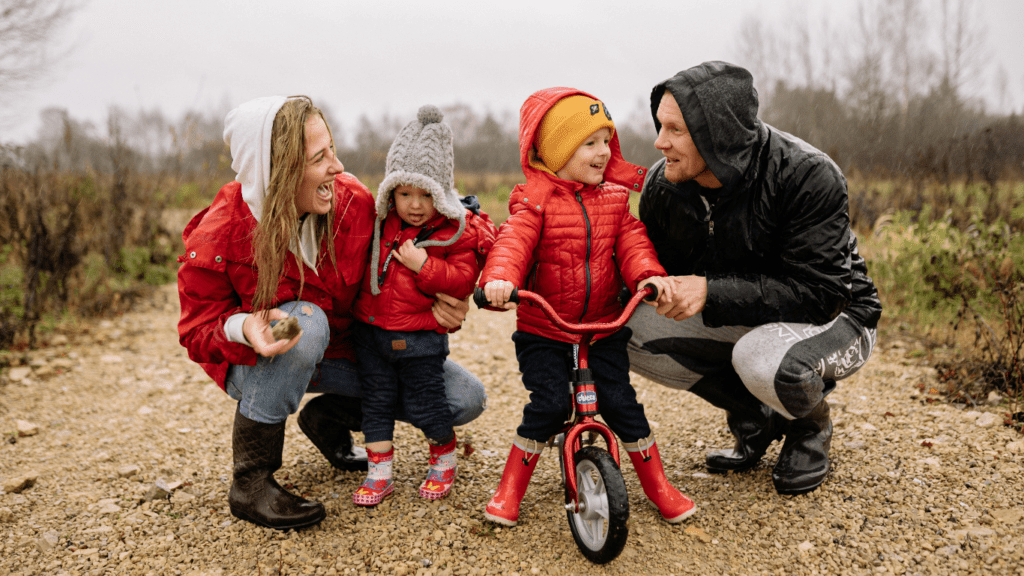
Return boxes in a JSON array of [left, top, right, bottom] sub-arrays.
[[177, 96, 487, 530]]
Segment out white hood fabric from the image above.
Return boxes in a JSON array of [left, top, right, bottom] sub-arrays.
[[223, 95, 321, 271]]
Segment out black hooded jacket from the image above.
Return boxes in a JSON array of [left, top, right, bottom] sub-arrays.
[[640, 62, 882, 329]]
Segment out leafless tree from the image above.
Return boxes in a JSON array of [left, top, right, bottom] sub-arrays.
[[0, 0, 78, 95], [939, 0, 985, 97]]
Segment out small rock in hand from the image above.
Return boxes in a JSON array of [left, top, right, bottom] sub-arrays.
[[271, 316, 300, 341]]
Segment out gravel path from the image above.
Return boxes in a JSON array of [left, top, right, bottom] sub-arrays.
[[2, 283, 1023, 576]]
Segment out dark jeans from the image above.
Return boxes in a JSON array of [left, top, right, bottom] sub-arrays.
[[513, 328, 651, 443], [354, 323, 454, 444]]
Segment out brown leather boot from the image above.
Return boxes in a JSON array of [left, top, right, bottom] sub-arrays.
[[297, 394, 368, 472], [228, 406, 326, 530]]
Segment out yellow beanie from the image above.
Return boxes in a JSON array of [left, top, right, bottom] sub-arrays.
[[535, 95, 615, 172]]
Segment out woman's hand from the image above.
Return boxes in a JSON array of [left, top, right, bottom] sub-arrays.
[[243, 309, 303, 357], [393, 239, 428, 274], [432, 292, 471, 329], [654, 275, 707, 320], [483, 280, 518, 310], [637, 276, 674, 306]]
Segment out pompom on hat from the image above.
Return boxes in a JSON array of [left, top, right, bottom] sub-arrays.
[[534, 95, 615, 172], [370, 105, 465, 294]]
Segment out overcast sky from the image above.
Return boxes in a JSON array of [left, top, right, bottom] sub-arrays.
[[3, 0, 1023, 145]]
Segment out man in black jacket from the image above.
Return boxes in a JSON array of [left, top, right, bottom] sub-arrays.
[[628, 61, 882, 495]]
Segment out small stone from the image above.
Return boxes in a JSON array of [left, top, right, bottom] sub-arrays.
[[142, 483, 170, 502], [0, 507, 13, 523], [16, 420, 39, 437], [100, 355, 123, 363], [987, 391, 1003, 406], [118, 465, 141, 478], [33, 365, 55, 379], [97, 502, 122, 515], [51, 358, 75, 369], [976, 413, 1001, 428], [50, 334, 69, 346], [684, 526, 712, 543], [94, 451, 112, 462], [920, 458, 941, 468], [171, 490, 195, 503], [7, 367, 32, 381], [1007, 441, 1024, 454], [798, 541, 814, 552], [271, 316, 301, 341], [844, 441, 866, 450], [859, 423, 877, 431], [991, 509, 1024, 524], [137, 406, 154, 415], [2, 473, 38, 493], [37, 531, 59, 552]]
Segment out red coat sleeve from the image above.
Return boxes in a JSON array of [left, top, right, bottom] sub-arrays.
[[479, 202, 543, 287], [613, 204, 666, 288], [416, 229, 482, 299], [177, 263, 258, 368]]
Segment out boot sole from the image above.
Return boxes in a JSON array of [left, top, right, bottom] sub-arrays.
[[660, 503, 698, 524], [706, 458, 763, 474], [483, 510, 518, 527], [230, 505, 325, 531]]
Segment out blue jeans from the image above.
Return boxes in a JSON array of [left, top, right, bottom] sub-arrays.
[[225, 301, 488, 425], [354, 323, 454, 444], [513, 328, 651, 443]]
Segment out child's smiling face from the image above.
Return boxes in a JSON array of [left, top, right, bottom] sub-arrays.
[[393, 185, 437, 227], [555, 127, 612, 186]]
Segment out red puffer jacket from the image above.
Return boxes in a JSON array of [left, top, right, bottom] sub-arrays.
[[354, 208, 485, 332], [479, 87, 666, 343], [177, 173, 374, 389]]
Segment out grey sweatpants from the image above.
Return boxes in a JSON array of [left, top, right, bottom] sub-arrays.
[[626, 305, 877, 419]]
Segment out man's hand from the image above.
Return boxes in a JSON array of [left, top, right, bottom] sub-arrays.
[[432, 292, 470, 329], [654, 275, 707, 321], [392, 239, 428, 274], [243, 309, 303, 357], [483, 280, 518, 310]]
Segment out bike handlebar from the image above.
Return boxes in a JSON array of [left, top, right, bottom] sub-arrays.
[[473, 285, 658, 335]]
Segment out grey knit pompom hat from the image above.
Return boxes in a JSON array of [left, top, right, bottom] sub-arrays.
[[370, 105, 466, 294]]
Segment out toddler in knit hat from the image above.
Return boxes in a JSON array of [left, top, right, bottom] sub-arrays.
[[476, 88, 696, 530], [351, 106, 488, 506]]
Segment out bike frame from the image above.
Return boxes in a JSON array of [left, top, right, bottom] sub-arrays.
[[492, 287, 655, 513]]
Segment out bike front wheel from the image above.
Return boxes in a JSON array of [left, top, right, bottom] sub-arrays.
[[565, 446, 629, 564]]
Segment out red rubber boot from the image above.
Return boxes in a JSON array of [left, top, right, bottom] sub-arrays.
[[625, 436, 697, 523], [483, 438, 543, 526], [419, 436, 458, 500], [353, 448, 394, 506]]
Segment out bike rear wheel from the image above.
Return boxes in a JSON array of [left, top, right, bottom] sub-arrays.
[[565, 446, 629, 564]]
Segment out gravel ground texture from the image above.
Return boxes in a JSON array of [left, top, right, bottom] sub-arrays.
[[2, 283, 1024, 576]]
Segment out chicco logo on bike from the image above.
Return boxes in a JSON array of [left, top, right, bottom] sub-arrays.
[[575, 391, 597, 405]]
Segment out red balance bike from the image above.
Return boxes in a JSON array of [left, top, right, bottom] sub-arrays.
[[474, 285, 657, 564]]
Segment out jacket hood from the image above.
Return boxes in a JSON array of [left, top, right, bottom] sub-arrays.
[[223, 95, 288, 222], [651, 61, 761, 190], [222, 95, 321, 270], [519, 87, 645, 195]]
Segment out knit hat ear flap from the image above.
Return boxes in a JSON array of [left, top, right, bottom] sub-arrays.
[[535, 95, 616, 172]]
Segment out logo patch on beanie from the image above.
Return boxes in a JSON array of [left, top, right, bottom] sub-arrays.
[[590, 103, 600, 115]]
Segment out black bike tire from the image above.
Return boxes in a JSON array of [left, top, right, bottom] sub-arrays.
[[565, 446, 629, 564]]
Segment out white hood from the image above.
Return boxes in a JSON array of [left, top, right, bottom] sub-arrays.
[[223, 96, 320, 271]]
